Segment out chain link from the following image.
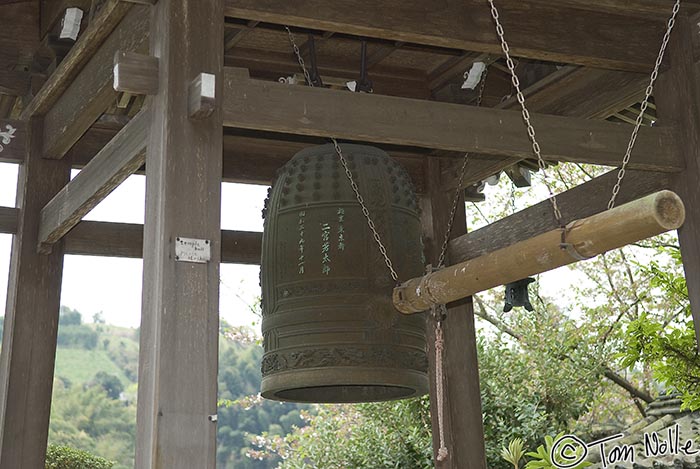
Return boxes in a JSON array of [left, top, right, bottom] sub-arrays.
[[436, 69, 489, 269], [607, 0, 681, 210], [487, 0, 563, 225], [285, 27, 399, 282]]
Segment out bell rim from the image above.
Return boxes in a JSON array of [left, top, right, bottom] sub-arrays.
[[261, 367, 429, 403]]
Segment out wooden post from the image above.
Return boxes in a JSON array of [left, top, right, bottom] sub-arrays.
[[655, 14, 700, 345], [422, 158, 487, 469], [134, 0, 223, 467], [0, 118, 70, 468]]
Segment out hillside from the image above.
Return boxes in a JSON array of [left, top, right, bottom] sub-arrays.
[[1, 307, 306, 469]]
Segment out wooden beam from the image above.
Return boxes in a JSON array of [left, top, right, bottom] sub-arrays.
[[397, 191, 686, 314], [188, 73, 216, 120], [422, 158, 487, 469], [223, 69, 681, 171], [66, 222, 262, 264], [0, 118, 70, 469], [448, 169, 674, 264], [22, 0, 133, 119], [0, 210, 264, 264], [135, 0, 223, 467], [113, 51, 159, 95], [41, 5, 149, 159], [0, 206, 18, 235], [224, 0, 668, 71], [38, 109, 149, 252], [655, 15, 700, 345]]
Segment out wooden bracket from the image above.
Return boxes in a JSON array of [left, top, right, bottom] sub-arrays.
[[189, 73, 217, 119], [113, 51, 159, 95]]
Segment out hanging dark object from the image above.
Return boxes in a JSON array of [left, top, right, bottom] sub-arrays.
[[260, 144, 428, 403], [354, 40, 373, 93], [503, 278, 536, 312], [305, 34, 324, 87]]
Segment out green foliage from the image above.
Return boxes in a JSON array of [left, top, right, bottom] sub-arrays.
[[502, 438, 525, 469], [620, 247, 700, 410], [523, 433, 591, 469], [478, 325, 598, 469], [621, 314, 700, 409], [261, 399, 432, 469], [45, 445, 114, 469]]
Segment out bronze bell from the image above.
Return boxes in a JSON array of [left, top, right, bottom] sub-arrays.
[[260, 144, 429, 403]]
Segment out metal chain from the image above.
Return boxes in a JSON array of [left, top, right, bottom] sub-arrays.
[[607, 0, 681, 210], [285, 27, 399, 282], [436, 69, 489, 269], [487, 0, 563, 225]]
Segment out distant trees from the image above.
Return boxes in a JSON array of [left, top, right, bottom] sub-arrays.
[[59, 307, 82, 326], [46, 311, 306, 469], [91, 372, 124, 400], [216, 323, 309, 469]]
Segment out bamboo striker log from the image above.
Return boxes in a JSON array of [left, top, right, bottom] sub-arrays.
[[393, 190, 686, 314]]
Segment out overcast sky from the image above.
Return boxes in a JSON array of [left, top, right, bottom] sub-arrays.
[[0, 162, 266, 330]]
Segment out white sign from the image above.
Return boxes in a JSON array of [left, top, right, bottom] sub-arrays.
[[175, 237, 211, 264]]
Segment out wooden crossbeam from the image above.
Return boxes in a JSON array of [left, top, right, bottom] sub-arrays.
[[38, 109, 150, 253], [22, 0, 133, 119], [223, 68, 681, 171], [41, 6, 149, 160], [224, 0, 670, 71], [448, 169, 673, 264], [0, 207, 263, 264]]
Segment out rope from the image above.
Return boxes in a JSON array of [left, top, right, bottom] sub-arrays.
[[433, 305, 449, 462]]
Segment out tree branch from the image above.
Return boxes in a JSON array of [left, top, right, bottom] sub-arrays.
[[472, 295, 654, 404]]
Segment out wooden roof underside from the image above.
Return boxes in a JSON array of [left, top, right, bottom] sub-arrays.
[[0, 0, 697, 188]]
